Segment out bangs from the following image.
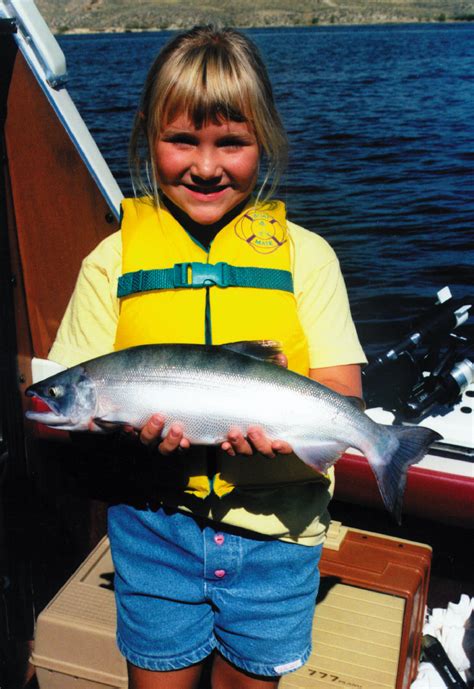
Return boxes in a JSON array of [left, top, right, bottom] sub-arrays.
[[159, 48, 252, 128]]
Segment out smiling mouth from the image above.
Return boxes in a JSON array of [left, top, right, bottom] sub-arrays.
[[184, 184, 229, 196]]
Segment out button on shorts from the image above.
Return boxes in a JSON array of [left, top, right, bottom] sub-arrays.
[[108, 504, 323, 677]]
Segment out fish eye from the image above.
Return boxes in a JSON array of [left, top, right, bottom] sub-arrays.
[[48, 385, 64, 398]]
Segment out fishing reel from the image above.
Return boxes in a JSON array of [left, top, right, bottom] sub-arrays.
[[363, 287, 473, 420], [403, 354, 473, 420]]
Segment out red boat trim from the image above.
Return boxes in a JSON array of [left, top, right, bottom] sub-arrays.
[[335, 452, 474, 527]]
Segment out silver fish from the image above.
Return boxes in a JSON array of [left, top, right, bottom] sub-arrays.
[[25, 342, 441, 522]]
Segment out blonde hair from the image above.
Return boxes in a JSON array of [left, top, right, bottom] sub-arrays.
[[129, 25, 288, 205]]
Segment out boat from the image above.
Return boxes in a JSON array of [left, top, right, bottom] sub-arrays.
[[335, 286, 473, 528], [0, 2, 472, 687]]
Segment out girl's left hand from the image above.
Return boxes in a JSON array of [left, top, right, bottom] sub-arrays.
[[221, 427, 293, 458]]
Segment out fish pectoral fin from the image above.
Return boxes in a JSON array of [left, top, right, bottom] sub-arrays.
[[92, 418, 124, 432], [221, 341, 284, 365], [292, 441, 347, 475]]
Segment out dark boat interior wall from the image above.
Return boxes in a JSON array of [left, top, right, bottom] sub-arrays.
[[0, 22, 34, 679], [5, 52, 118, 362], [1, 23, 119, 678]]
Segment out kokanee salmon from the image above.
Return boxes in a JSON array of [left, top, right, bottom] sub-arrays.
[[25, 342, 441, 522]]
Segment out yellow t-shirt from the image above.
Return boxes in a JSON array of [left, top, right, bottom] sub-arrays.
[[48, 219, 366, 545]]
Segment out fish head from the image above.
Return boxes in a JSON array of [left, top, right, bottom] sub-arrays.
[[25, 366, 97, 431]]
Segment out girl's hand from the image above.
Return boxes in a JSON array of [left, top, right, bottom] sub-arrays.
[[135, 414, 191, 455], [221, 426, 293, 459]]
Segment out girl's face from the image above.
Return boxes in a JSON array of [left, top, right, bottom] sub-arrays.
[[154, 114, 260, 226]]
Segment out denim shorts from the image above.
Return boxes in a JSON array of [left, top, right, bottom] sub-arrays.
[[108, 504, 323, 677]]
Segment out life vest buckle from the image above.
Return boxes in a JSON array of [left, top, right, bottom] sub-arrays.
[[173, 262, 229, 289]]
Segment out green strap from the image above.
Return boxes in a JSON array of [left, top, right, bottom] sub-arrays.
[[117, 262, 294, 298]]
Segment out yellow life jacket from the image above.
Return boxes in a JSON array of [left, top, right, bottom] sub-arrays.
[[114, 197, 329, 507], [115, 197, 309, 374]]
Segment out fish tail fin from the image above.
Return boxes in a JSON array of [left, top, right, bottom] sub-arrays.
[[368, 425, 442, 524]]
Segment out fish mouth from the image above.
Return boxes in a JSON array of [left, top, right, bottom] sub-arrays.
[[25, 392, 71, 426], [25, 410, 71, 426]]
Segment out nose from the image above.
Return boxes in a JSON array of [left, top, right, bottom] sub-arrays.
[[190, 147, 223, 181]]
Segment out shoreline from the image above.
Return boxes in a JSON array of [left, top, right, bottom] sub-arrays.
[[56, 17, 473, 36]]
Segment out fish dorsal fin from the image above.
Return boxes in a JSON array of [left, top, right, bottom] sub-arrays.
[[221, 340, 284, 365]]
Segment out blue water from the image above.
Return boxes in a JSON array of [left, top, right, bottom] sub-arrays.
[[58, 24, 474, 356]]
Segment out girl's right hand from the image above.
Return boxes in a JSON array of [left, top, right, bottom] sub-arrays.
[[137, 414, 191, 455]]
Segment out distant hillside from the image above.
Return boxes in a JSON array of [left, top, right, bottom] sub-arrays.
[[35, 0, 474, 33]]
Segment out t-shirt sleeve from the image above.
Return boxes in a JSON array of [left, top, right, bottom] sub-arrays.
[[48, 232, 121, 368], [288, 221, 367, 369]]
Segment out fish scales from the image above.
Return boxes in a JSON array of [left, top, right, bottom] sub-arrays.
[[91, 346, 349, 446]]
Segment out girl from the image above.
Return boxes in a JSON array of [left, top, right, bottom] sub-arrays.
[[50, 25, 366, 689]]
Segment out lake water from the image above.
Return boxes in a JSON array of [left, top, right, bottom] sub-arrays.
[[58, 24, 474, 358]]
